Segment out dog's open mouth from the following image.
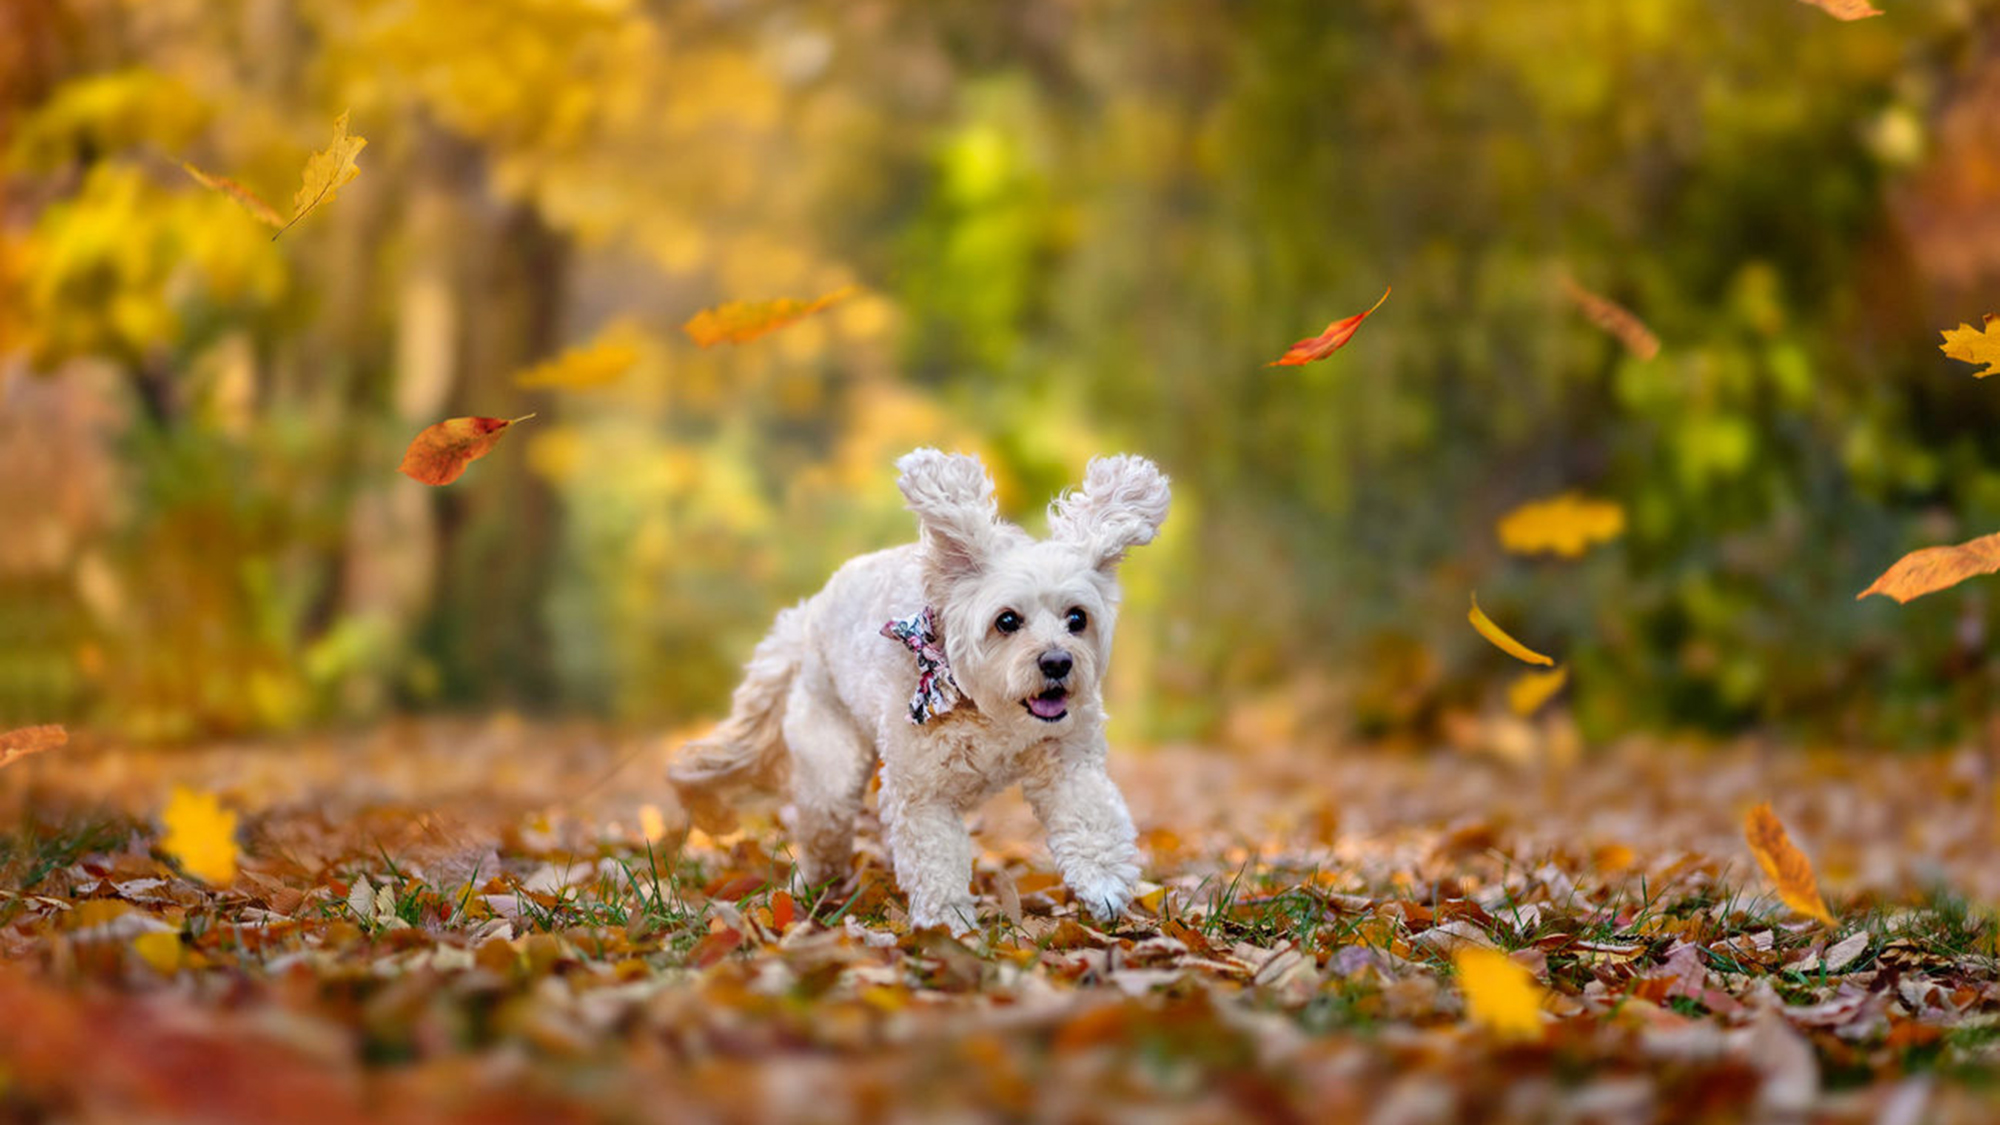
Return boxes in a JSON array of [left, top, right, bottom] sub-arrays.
[[1024, 687, 1069, 722]]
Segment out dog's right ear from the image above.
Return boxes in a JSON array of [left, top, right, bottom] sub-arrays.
[[897, 448, 1003, 590]]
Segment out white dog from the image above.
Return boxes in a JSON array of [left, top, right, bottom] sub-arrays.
[[668, 448, 1170, 933]]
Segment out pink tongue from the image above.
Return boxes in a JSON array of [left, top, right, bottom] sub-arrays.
[[1028, 693, 1068, 719]]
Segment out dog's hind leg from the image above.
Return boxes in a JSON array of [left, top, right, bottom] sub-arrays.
[[781, 666, 875, 888]]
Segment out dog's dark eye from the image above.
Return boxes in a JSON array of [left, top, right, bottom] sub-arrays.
[[995, 610, 1022, 635], [1064, 608, 1088, 634]]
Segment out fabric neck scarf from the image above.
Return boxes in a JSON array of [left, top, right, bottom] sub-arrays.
[[880, 606, 963, 724]]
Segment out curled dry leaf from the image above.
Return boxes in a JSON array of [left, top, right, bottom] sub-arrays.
[[1939, 313, 2000, 378], [180, 162, 284, 228], [682, 286, 856, 347], [1496, 493, 1625, 558], [1454, 946, 1546, 1040], [398, 415, 535, 486], [0, 724, 67, 769], [160, 786, 239, 886], [1469, 594, 1555, 667], [1857, 530, 2000, 604], [275, 111, 367, 240], [1266, 286, 1390, 367], [1743, 802, 1836, 927], [1560, 276, 1660, 360], [1506, 667, 1568, 717], [1797, 0, 1882, 18]]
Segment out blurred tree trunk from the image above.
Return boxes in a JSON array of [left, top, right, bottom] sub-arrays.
[[420, 195, 568, 709]]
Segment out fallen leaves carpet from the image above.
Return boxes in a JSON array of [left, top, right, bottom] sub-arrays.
[[2, 721, 1997, 1123]]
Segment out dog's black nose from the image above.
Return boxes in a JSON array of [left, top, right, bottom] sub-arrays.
[[1038, 651, 1073, 680]]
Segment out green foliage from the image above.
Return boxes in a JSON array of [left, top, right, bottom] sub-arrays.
[[5, 0, 2000, 741]]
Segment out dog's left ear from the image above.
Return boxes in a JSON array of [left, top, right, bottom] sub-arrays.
[[1048, 454, 1171, 572]]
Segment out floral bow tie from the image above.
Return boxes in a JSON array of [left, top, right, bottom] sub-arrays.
[[880, 606, 963, 724]]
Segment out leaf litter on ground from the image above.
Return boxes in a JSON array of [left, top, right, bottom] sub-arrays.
[[1, 720, 1998, 1123]]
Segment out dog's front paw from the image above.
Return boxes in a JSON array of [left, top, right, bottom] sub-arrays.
[[1066, 862, 1138, 926], [907, 895, 980, 936]]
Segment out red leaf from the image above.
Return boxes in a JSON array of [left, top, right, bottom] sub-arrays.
[[397, 414, 534, 486], [1267, 286, 1390, 367], [770, 890, 796, 932], [688, 926, 744, 968]]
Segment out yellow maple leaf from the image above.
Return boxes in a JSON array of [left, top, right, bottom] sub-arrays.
[[1507, 667, 1569, 716], [1496, 493, 1625, 558], [161, 785, 239, 885], [513, 325, 642, 390], [275, 111, 366, 240], [1454, 946, 1546, 1040], [1940, 314, 2000, 378], [682, 285, 855, 347], [1743, 802, 1836, 926], [1469, 594, 1555, 666]]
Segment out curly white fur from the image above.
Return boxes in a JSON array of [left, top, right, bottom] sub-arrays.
[[669, 448, 1170, 933]]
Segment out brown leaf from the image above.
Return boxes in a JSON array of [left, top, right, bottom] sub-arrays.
[[1743, 802, 1837, 926], [1267, 286, 1390, 367], [0, 724, 66, 769], [681, 286, 855, 347], [1857, 530, 2000, 603], [180, 163, 284, 228], [397, 414, 534, 486], [687, 926, 744, 968], [1560, 276, 1660, 360]]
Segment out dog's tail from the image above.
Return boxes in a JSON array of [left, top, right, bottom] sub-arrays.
[[667, 602, 805, 834]]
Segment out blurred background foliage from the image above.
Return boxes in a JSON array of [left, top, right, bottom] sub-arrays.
[[4, 0, 2000, 746]]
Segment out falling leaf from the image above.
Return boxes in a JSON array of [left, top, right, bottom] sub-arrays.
[[1857, 530, 2000, 604], [682, 286, 856, 347], [1469, 594, 1555, 666], [180, 162, 284, 229], [398, 414, 535, 486], [1560, 276, 1660, 360], [1743, 802, 1837, 926], [0, 724, 66, 769], [131, 931, 183, 974], [274, 110, 366, 240], [1266, 286, 1391, 367], [513, 326, 642, 390], [1507, 667, 1568, 716], [160, 786, 239, 886], [1939, 313, 2000, 378], [1454, 947, 1546, 1040], [1797, 0, 1882, 18], [1496, 493, 1626, 558]]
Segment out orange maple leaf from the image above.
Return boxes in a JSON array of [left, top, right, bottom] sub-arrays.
[[1267, 286, 1390, 367], [398, 414, 535, 486]]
